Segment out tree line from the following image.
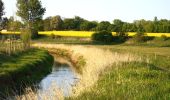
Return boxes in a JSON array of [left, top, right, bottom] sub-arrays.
[[0, 0, 170, 34], [1, 15, 170, 33]]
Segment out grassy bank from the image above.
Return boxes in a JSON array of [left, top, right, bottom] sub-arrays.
[[32, 44, 141, 97], [66, 45, 170, 100], [49, 48, 86, 74], [68, 62, 170, 100], [0, 48, 54, 97]]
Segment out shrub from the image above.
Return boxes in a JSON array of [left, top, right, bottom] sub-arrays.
[[50, 33, 55, 39], [91, 30, 113, 43], [20, 28, 31, 49], [31, 29, 39, 39], [133, 32, 148, 43], [114, 32, 128, 43], [160, 35, 168, 41]]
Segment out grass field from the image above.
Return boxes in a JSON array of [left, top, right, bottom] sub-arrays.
[[1, 35, 170, 99]]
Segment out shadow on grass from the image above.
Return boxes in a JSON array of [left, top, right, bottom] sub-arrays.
[[0, 49, 54, 99]]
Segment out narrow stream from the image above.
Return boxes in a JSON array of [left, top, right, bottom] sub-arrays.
[[38, 57, 79, 97]]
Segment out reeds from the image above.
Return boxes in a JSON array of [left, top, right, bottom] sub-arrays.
[[33, 43, 142, 97], [15, 83, 64, 100], [0, 35, 24, 55]]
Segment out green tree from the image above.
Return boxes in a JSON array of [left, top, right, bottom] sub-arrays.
[[153, 16, 159, 32], [0, 0, 4, 20], [113, 19, 124, 32], [50, 15, 63, 30], [0, 0, 4, 30], [43, 17, 52, 31], [63, 18, 75, 30], [73, 16, 85, 30], [80, 21, 97, 31], [0, 17, 8, 30], [63, 16, 85, 30], [96, 21, 111, 31], [7, 16, 23, 31], [16, 0, 45, 38]]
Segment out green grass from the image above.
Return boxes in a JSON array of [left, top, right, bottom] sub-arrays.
[[67, 45, 170, 100], [124, 37, 170, 47], [32, 36, 170, 99], [0, 48, 54, 97], [33, 36, 170, 47], [69, 62, 170, 100], [33, 36, 93, 44]]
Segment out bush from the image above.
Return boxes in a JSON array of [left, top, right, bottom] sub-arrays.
[[114, 32, 128, 43], [133, 32, 148, 43], [91, 30, 113, 43], [160, 35, 168, 41], [20, 28, 31, 49], [50, 33, 55, 39], [31, 29, 39, 39]]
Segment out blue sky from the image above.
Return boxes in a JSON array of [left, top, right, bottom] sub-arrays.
[[2, 0, 170, 22]]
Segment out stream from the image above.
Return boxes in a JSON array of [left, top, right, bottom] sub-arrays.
[[38, 57, 79, 97]]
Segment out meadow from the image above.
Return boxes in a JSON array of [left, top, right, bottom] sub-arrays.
[[1, 31, 170, 99], [66, 45, 170, 100], [29, 43, 170, 100]]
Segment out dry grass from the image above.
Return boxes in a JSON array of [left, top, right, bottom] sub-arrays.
[[15, 83, 64, 100], [32, 43, 142, 97]]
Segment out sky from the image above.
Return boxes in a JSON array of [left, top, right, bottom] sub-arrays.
[[2, 0, 170, 23]]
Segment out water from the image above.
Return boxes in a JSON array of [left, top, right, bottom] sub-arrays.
[[38, 58, 79, 96]]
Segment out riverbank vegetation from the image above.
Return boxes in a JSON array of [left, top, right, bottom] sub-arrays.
[[32, 44, 142, 97], [12, 44, 170, 100], [66, 45, 170, 100], [49, 48, 86, 74], [0, 48, 53, 98], [0, 0, 170, 99]]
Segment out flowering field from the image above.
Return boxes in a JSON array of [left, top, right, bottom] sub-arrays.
[[1, 31, 170, 37]]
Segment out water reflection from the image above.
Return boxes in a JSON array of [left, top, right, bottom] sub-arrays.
[[38, 59, 78, 96]]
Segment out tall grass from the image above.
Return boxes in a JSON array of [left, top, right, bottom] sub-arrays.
[[16, 44, 170, 99], [67, 50, 170, 100], [68, 61, 170, 100], [0, 36, 24, 55], [33, 43, 142, 97]]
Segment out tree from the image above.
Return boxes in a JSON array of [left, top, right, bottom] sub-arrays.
[[16, 0, 45, 38], [43, 17, 52, 31], [113, 19, 124, 32], [63, 18, 75, 30], [80, 21, 97, 31], [0, 17, 8, 30], [73, 16, 85, 30], [7, 16, 23, 31], [153, 16, 159, 32], [0, 0, 4, 30], [50, 15, 63, 30], [96, 21, 111, 31], [0, 0, 4, 20]]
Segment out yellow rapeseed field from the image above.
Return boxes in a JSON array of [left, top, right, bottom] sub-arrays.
[[1, 31, 170, 37]]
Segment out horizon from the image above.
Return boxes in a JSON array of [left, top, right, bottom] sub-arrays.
[[2, 0, 170, 23]]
